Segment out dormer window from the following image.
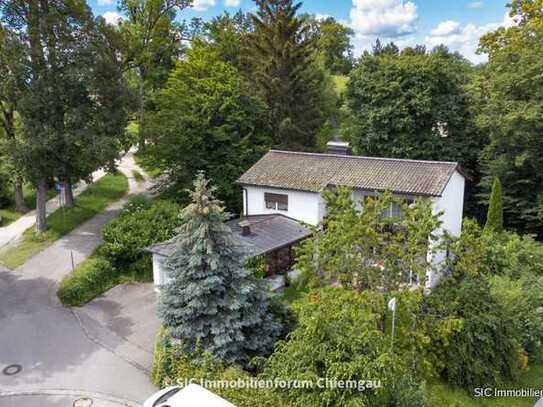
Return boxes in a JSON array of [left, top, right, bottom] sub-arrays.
[[265, 192, 288, 211]]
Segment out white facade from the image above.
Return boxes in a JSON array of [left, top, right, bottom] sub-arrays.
[[242, 170, 465, 288], [152, 254, 171, 291], [243, 186, 326, 226], [427, 170, 465, 287]]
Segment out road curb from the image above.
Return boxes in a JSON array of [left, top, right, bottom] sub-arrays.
[[70, 308, 152, 376], [0, 388, 140, 406]]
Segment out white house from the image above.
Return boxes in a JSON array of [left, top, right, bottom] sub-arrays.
[[149, 141, 466, 289], [236, 141, 466, 287]]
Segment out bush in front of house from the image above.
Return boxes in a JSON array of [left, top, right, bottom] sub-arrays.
[[424, 275, 522, 389], [57, 256, 118, 306], [101, 199, 180, 273], [151, 328, 286, 407], [263, 287, 428, 407], [244, 255, 268, 278], [445, 219, 543, 279]]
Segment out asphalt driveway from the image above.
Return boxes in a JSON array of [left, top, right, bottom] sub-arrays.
[[74, 283, 160, 371]]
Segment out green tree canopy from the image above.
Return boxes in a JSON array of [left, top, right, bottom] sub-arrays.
[[346, 45, 481, 170], [0, 0, 130, 231], [484, 177, 504, 233], [249, 0, 331, 150], [345, 45, 484, 217], [308, 16, 354, 75], [148, 46, 270, 211], [157, 173, 283, 366], [119, 0, 192, 147], [263, 287, 428, 406], [477, 0, 543, 236], [296, 187, 442, 292]]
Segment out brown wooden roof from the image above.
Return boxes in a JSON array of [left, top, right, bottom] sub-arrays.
[[237, 150, 462, 197]]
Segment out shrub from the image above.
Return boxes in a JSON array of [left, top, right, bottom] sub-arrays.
[[244, 255, 267, 278], [151, 328, 285, 407], [101, 200, 180, 271], [263, 287, 427, 406], [57, 256, 118, 306], [490, 274, 543, 361], [424, 276, 521, 388], [446, 219, 543, 278], [121, 194, 151, 215]]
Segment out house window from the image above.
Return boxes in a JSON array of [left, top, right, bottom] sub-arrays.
[[381, 199, 415, 219], [265, 193, 288, 211]]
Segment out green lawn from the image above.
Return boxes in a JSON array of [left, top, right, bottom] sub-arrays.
[[0, 173, 128, 269], [427, 364, 543, 407], [0, 185, 57, 227]]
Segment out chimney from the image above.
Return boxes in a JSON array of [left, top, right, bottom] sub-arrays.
[[239, 220, 251, 236], [326, 140, 352, 156]]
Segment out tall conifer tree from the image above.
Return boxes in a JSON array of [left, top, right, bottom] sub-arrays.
[[484, 177, 504, 233], [250, 0, 328, 150], [157, 173, 282, 365]]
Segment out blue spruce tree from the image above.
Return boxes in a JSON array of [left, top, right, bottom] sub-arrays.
[[157, 172, 283, 365]]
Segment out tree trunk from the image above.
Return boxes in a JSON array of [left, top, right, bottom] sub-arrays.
[[35, 178, 47, 234], [61, 178, 74, 208], [138, 68, 145, 150], [14, 179, 28, 213]]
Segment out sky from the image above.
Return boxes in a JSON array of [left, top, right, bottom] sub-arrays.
[[89, 0, 515, 64]]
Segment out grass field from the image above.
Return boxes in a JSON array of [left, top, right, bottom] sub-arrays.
[[427, 364, 543, 406], [0, 185, 57, 227], [0, 173, 128, 269]]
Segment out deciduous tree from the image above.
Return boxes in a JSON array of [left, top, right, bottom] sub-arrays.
[[346, 45, 484, 217], [296, 188, 442, 292], [0, 0, 130, 231], [118, 0, 192, 148], [148, 46, 270, 211], [477, 0, 543, 236]]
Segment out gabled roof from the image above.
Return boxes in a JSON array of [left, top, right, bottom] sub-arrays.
[[146, 214, 311, 258], [237, 150, 463, 197]]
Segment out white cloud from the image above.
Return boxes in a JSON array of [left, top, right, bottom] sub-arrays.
[[224, 0, 240, 7], [103, 11, 122, 25], [425, 11, 516, 63], [315, 14, 331, 21], [349, 0, 418, 37], [97, 0, 115, 5], [193, 0, 216, 11], [431, 20, 460, 36], [466, 2, 483, 9], [348, 0, 418, 57]]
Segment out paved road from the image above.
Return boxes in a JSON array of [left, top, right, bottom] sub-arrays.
[[0, 152, 158, 406], [0, 169, 107, 250]]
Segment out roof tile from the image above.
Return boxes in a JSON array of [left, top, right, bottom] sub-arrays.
[[237, 150, 460, 197]]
